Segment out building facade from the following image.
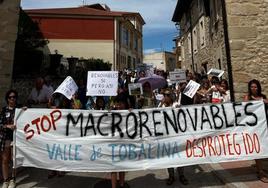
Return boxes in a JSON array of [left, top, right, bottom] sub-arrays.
[[172, 0, 268, 100], [173, 35, 183, 69], [173, 0, 226, 75], [143, 51, 176, 72], [25, 4, 145, 71]]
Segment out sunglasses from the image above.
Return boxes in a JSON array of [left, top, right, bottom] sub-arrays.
[[8, 96, 16, 99]]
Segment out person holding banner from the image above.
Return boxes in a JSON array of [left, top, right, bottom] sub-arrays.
[[220, 79, 230, 102], [244, 79, 268, 183], [47, 92, 81, 179], [209, 76, 222, 104], [158, 89, 189, 186], [0, 90, 19, 188], [111, 94, 130, 188], [194, 79, 210, 104], [94, 96, 106, 110], [137, 82, 156, 109]]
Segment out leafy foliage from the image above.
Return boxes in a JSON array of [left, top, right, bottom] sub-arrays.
[[13, 9, 49, 77], [83, 58, 112, 71], [16, 8, 48, 50]]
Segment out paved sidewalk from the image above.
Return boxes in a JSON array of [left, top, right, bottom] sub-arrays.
[[202, 160, 268, 188], [3, 160, 268, 187], [12, 165, 227, 188]]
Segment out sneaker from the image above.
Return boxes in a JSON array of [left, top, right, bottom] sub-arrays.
[[7, 180, 15, 188], [2, 181, 9, 188]]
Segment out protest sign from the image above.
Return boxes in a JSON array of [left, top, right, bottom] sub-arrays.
[[53, 76, 78, 100], [207, 68, 224, 78], [155, 93, 164, 101], [183, 80, 200, 98], [86, 71, 118, 96], [128, 83, 143, 96], [169, 70, 186, 83], [15, 101, 268, 172]]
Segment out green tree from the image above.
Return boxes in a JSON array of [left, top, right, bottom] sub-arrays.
[[84, 58, 112, 71], [13, 8, 49, 77]]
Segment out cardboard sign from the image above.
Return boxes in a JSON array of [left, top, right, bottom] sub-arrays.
[[169, 70, 186, 83], [54, 76, 78, 100], [15, 101, 268, 172], [207, 68, 224, 78], [86, 71, 118, 96], [128, 83, 143, 96], [183, 80, 200, 98]]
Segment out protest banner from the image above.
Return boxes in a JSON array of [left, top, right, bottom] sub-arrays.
[[169, 70, 186, 83], [86, 71, 118, 96], [128, 83, 143, 96], [53, 76, 78, 100], [183, 80, 200, 98], [207, 68, 224, 78], [15, 101, 268, 172]]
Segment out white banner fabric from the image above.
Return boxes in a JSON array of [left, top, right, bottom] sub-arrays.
[[15, 101, 268, 172]]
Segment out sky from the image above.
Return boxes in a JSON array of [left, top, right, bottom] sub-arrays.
[[21, 0, 178, 54]]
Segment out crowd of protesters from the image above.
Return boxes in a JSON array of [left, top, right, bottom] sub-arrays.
[[0, 69, 267, 188]]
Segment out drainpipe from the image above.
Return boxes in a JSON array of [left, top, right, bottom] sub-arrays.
[[113, 18, 117, 71], [189, 12, 195, 72], [221, 0, 235, 102]]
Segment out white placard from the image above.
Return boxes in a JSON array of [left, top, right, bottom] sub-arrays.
[[86, 71, 118, 96], [169, 70, 186, 83], [15, 101, 268, 172], [53, 76, 78, 100], [207, 68, 224, 78], [128, 83, 143, 96], [155, 94, 164, 101], [183, 80, 200, 98]]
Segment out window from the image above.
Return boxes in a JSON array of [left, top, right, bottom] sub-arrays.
[[127, 56, 131, 68], [121, 27, 129, 46], [202, 62, 208, 73], [198, 0, 204, 15], [130, 32, 133, 49], [187, 33, 191, 54], [134, 35, 138, 51], [181, 43, 185, 60], [193, 27, 198, 54], [216, 47, 222, 69], [199, 16, 206, 48], [210, 0, 220, 27]]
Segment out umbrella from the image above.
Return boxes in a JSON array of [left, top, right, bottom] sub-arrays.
[[138, 74, 167, 90]]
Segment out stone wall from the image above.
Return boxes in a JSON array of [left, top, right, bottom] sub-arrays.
[[226, 0, 268, 100], [0, 0, 21, 105]]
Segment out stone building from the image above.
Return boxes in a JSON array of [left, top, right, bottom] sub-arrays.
[[173, 35, 183, 69], [143, 51, 176, 72], [0, 0, 20, 104], [172, 0, 268, 100]]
